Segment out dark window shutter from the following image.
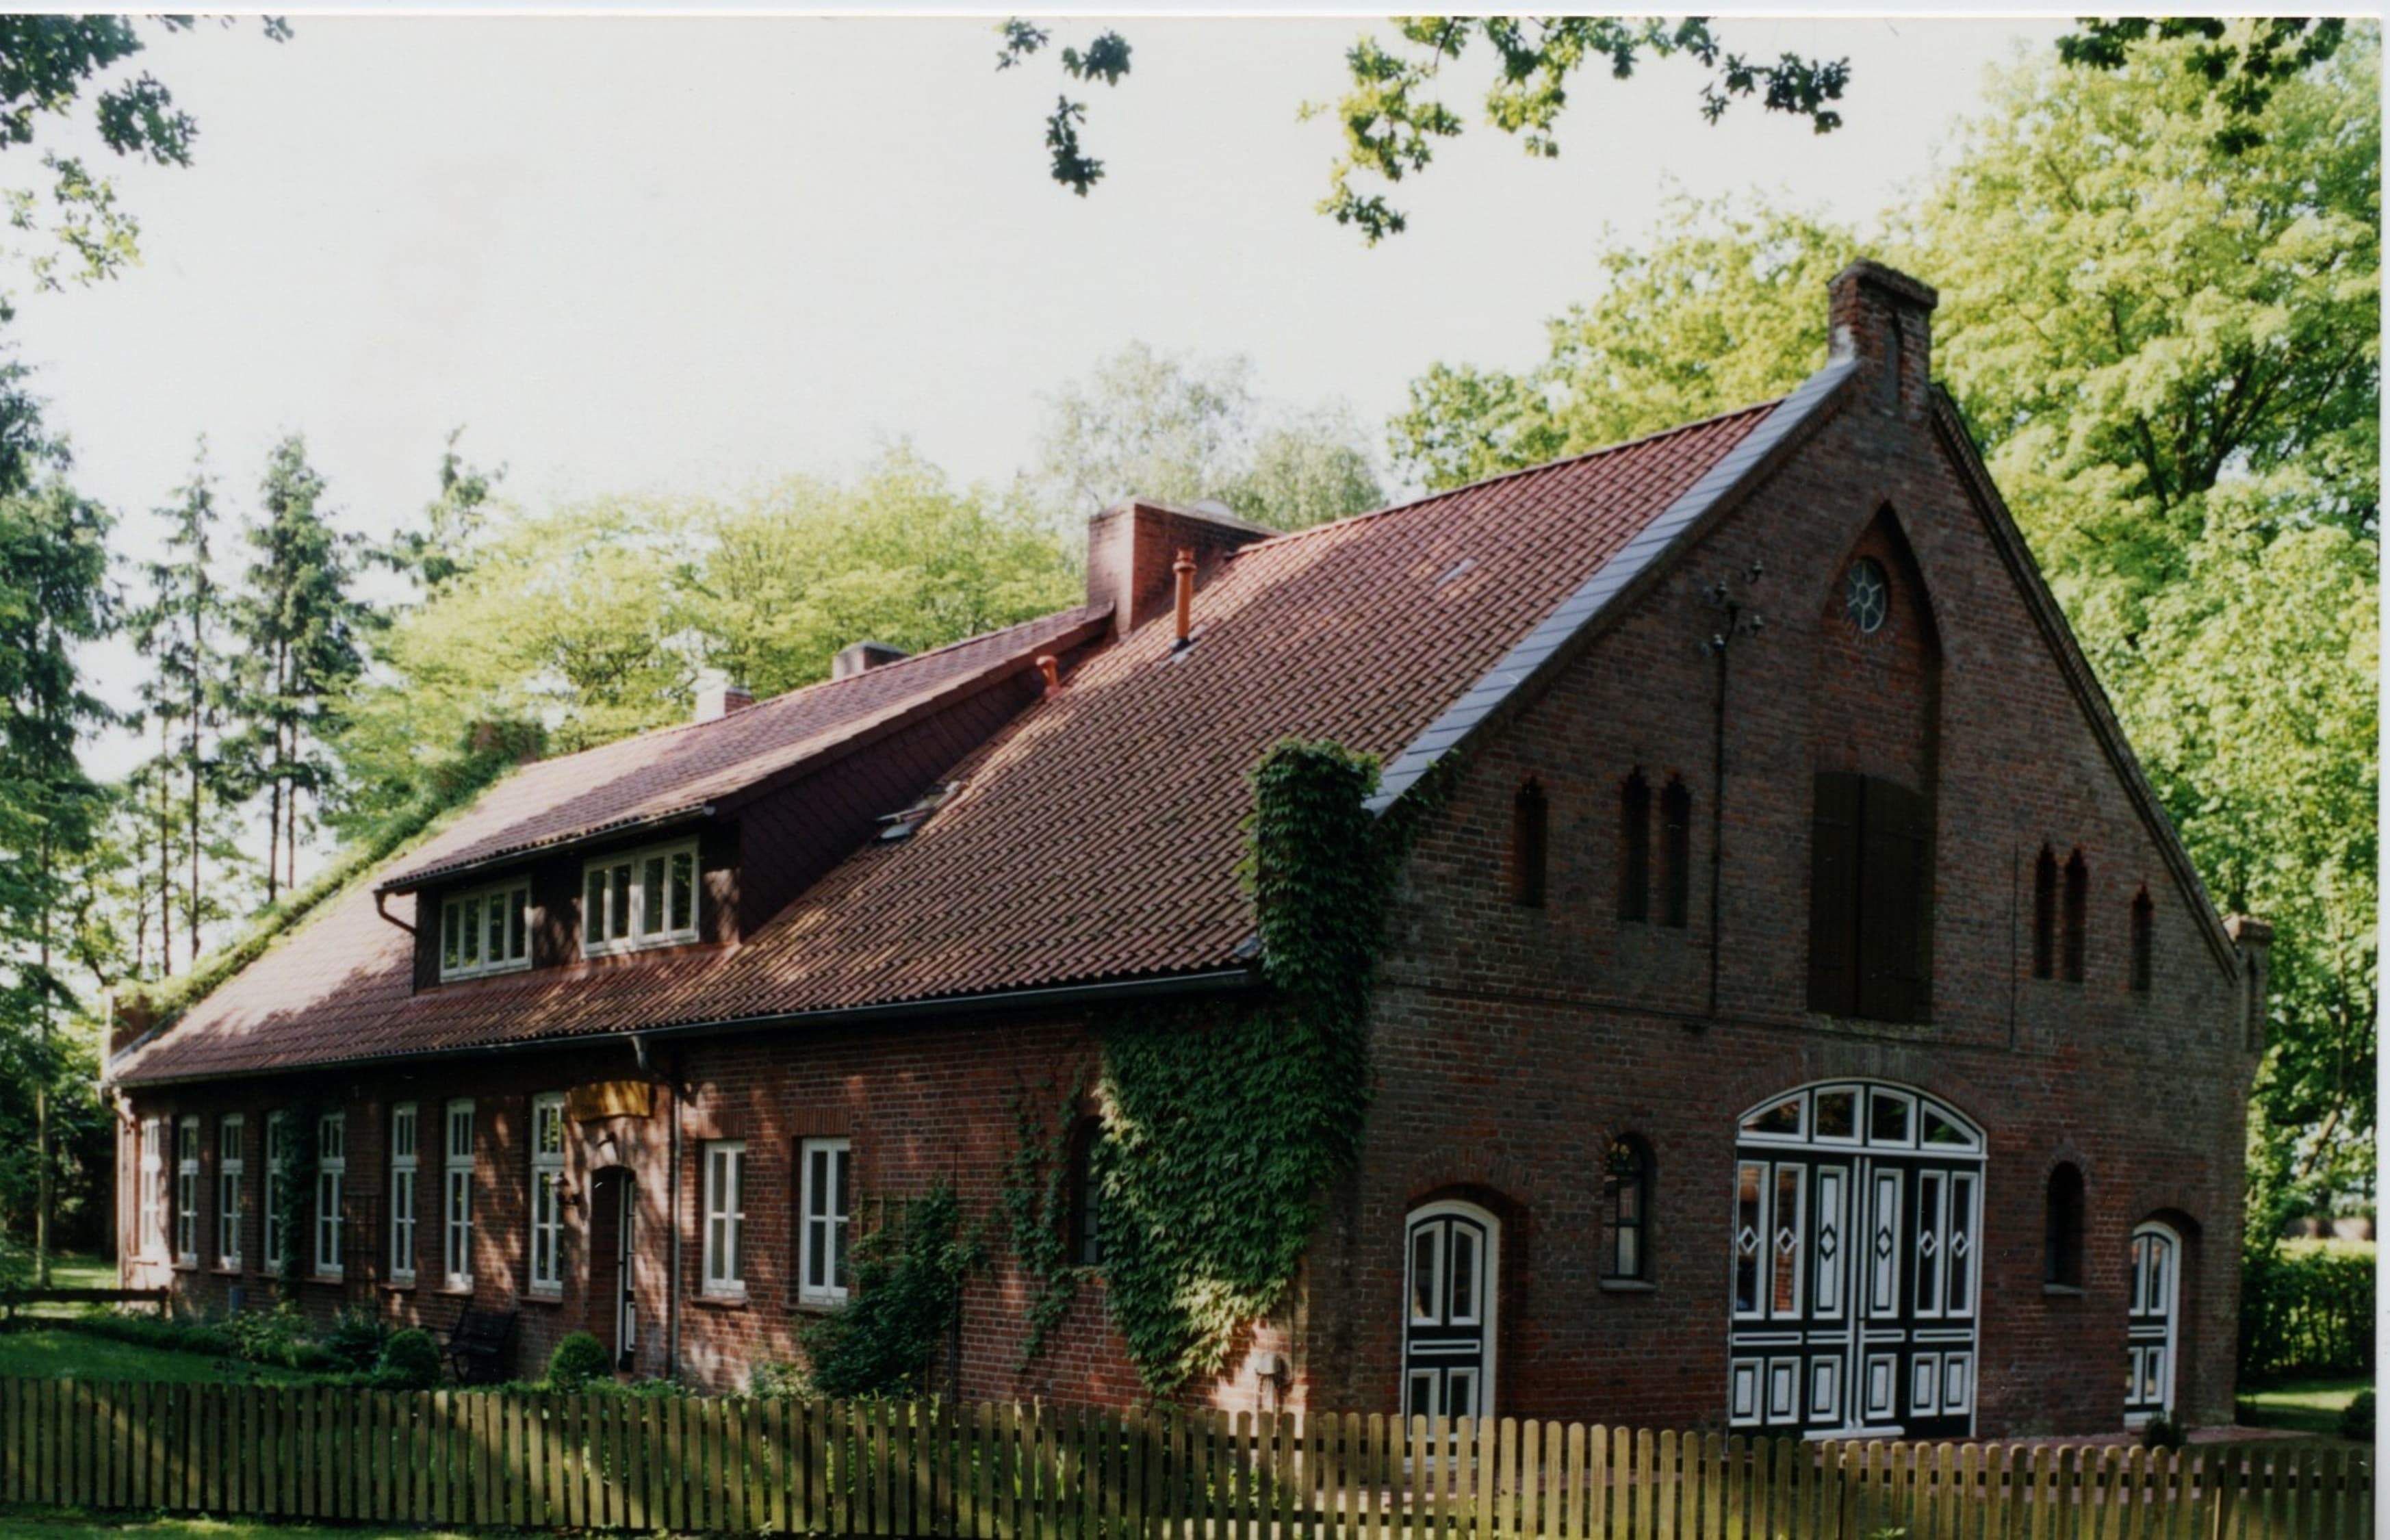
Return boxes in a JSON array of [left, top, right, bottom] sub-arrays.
[[1857, 778, 1929, 1022], [1807, 772, 1862, 1016]]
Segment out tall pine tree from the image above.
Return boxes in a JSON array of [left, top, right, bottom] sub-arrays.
[[130, 443, 229, 969], [229, 436, 365, 901]]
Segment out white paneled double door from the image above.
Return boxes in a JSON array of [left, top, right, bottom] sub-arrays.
[[1727, 1083, 1986, 1439]]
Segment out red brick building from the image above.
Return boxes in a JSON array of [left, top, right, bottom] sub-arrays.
[[108, 262, 2265, 1439]]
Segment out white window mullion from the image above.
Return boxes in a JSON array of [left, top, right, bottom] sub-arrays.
[[315, 1111, 346, 1279], [530, 1093, 567, 1294], [172, 1116, 199, 1267], [138, 1117, 166, 1262], [582, 839, 701, 957], [703, 1141, 746, 1297], [444, 1099, 476, 1289], [798, 1138, 851, 1303], [438, 880, 532, 982], [389, 1103, 418, 1284], [216, 1116, 245, 1270]]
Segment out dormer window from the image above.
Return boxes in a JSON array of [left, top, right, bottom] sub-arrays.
[[439, 877, 532, 981], [582, 838, 700, 956]]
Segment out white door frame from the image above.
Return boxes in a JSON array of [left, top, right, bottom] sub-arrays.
[[2124, 1221, 2182, 1424], [1402, 1200, 1499, 1420]]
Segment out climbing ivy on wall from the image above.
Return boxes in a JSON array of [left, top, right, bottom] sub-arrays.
[[1005, 1077, 1087, 1368], [272, 1099, 320, 1292], [1081, 737, 1441, 1398]]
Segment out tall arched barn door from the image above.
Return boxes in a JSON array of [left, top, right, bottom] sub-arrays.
[[1729, 1082, 1984, 1438]]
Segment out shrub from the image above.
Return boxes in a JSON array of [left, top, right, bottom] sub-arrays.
[[378, 1328, 442, 1390], [547, 1331, 614, 1391], [2139, 1413, 2188, 1450], [2241, 1243, 2376, 1379], [70, 1308, 237, 1358], [751, 1359, 808, 1400], [2341, 1389, 2375, 1442], [797, 1179, 981, 1398], [322, 1305, 391, 1372], [225, 1301, 307, 1367]]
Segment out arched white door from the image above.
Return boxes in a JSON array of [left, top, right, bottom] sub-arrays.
[[2124, 1222, 2181, 1424], [1402, 1202, 1497, 1421], [1729, 1081, 1985, 1438]]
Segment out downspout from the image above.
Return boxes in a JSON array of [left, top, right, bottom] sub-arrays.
[[667, 1046, 683, 1381], [1707, 625, 1729, 1018]]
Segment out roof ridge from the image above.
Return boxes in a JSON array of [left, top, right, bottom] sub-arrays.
[[1229, 394, 1788, 559]]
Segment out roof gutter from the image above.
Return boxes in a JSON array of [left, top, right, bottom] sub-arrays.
[[106, 964, 1261, 1090]]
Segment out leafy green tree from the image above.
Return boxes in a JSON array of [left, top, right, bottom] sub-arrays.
[[1390, 196, 1851, 489], [2057, 18, 2348, 153], [377, 426, 502, 594], [228, 435, 368, 901], [1031, 342, 1381, 530]]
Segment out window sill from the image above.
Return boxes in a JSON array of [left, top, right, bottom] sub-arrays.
[[433, 1283, 476, 1298], [2042, 1283, 2084, 1298], [381, 1278, 417, 1294], [786, 1294, 849, 1318], [172, 1260, 200, 1274], [210, 1266, 243, 1279], [1598, 1278, 1657, 1294], [692, 1290, 749, 1311], [522, 1289, 566, 1307]]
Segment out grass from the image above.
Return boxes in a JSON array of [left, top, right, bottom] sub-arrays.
[[0, 1515, 530, 1538], [0, 1331, 322, 1387], [2237, 1374, 2374, 1436]]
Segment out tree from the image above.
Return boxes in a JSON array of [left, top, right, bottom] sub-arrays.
[[377, 426, 502, 594], [1389, 197, 1851, 489], [2057, 18, 2348, 153], [228, 435, 368, 902], [0, 16, 287, 290], [1031, 342, 1383, 530], [997, 17, 1849, 242]]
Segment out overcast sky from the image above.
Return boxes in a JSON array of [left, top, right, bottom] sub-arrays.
[[29, 12, 2064, 780]]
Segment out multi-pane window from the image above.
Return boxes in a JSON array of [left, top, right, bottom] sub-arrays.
[[389, 1104, 419, 1283], [444, 1100, 476, 1289], [1066, 1120, 1105, 1267], [264, 1113, 287, 1270], [138, 1117, 167, 1261], [581, 839, 700, 955], [173, 1116, 200, 1266], [703, 1141, 746, 1296], [1602, 1136, 1652, 1282], [439, 878, 532, 981], [216, 1116, 245, 1270], [530, 1093, 567, 1294], [799, 1138, 851, 1302], [315, 1111, 346, 1279]]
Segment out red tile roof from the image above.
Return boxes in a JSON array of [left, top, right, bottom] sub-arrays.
[[114, 400, 1781, 1083]]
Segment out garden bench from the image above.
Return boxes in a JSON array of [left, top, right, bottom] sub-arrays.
[[442, 1306, 517, 1384]]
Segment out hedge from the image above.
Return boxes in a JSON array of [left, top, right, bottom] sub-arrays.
[[2241, 1244, 2376, 1380]]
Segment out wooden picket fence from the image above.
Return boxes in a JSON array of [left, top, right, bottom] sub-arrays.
[[0, 1379, 2373, 1537]]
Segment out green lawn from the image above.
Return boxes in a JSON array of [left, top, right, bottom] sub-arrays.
[[0, 1331, 320, 1387], [0, 1515, 519, 1538], [2237, 1374, 2373, 1436]]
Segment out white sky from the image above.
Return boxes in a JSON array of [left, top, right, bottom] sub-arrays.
[[29, 12, 2065, 785]]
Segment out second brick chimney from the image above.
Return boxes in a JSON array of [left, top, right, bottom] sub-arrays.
[[1829, 258, 1937, 420], [1085, 499, 1276, 639]]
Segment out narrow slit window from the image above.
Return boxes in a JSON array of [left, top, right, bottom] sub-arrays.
[[2130, 888, 2154, 994], [2062, 851, 2088, 984], [1659, 778, 1692, 928], [1604, 1136, 1652, 1282], [1619, 771, 1652, 923], [2044, 1163, 2085, 1288], [1512, 781, 1548, 908]]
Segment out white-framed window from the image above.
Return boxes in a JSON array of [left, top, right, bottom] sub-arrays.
[[314, 1110, 346, 1279], [215, 1116, 245, 1270], [389, 1103, 419, 1284], [173, 1116, 200, 1266], [581, 838, 700, 955], [444, 1099, 475, 1289], [702, 1140, 745, 1297], [263, 1112, 287, 1270], [138, 1116, 167, 1261], [530, 1092, 567, 1294], [439, 877, 532, 981], [799, 1137, 851, 1303]]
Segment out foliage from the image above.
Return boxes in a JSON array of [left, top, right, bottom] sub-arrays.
[[320, 1305, 389, 1374], [1389, 196, 1851, 489], [1003, 1078, 1083, 1367], [66, 1307, 238, 1359], [2241, 1242, 2376, 1380], [270, 1101, 318, 1292], [1031, 344, 1383, 532], [546, 1331, 613, 1391], [993, 21, 1131, 195], [2059, 18, 2348, 154], [376, 1327, 441, 1391], [796, 1179, 982, 1399], [223, 1301, 311, 1368], [2138, 1413, 2187, 1451], [2341, 1388, 2375, 1442], [1089, 739, 1415, 1396]]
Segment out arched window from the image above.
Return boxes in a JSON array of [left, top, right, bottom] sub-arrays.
[[2130, 888, 2154, 994], [2062, 851, 2089, 984], [1065, 1118, 1105, 1268], [1658, 779, 1692, 929], [1511, 781, 1548, 908], [1603, 1137, 1653, 1281], [2044, 1162, 2085, 1288], [2031, 847, 2058, 979], [1619, 772, 1651, 923]]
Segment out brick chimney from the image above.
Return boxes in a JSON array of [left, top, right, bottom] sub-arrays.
[[693, 680, 755, 722], [1829, 259, 1937, 419], [2226, 914, 2274, 1052], [832, 641, 909, 680], [1085, 499, 1276, 639]]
